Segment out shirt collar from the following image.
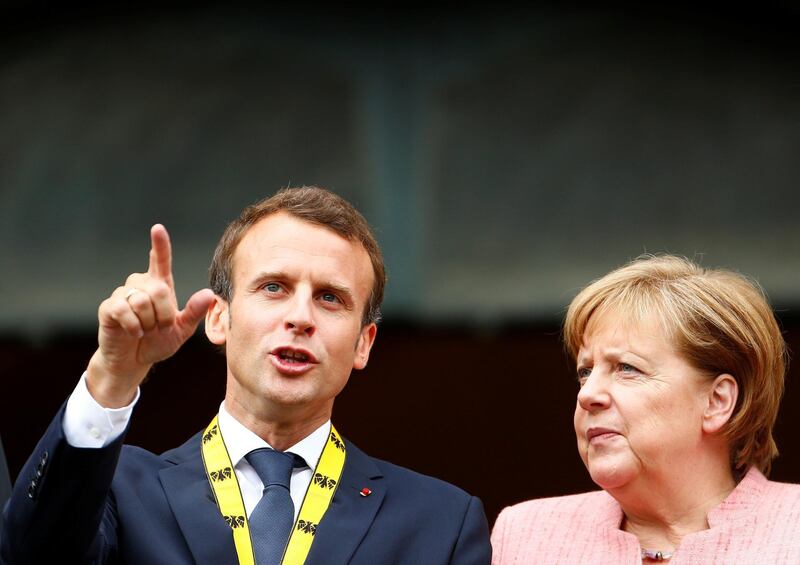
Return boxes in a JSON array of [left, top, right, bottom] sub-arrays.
[[217, 401, 331, 471]]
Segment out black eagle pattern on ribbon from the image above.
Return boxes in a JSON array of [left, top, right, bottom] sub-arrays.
[[210, 467, 233, 482], [203, 425, 219, 444], [297, 520, 318, 536], [329, 431, 345, 452], [224, 515, 246, 529], [313, 472, 337, 490]]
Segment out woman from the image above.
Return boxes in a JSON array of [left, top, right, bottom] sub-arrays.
[[492, 255, 800, 564]]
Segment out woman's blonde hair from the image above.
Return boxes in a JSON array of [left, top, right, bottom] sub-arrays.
[[563, 255, 787, 475]]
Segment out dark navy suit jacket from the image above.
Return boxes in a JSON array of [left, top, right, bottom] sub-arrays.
[[1, 406, 491, 564]]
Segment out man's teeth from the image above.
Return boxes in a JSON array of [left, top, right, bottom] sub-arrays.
[[280, 350, 309, 362]]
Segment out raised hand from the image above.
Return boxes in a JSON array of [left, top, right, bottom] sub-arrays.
[[86, 224, 216, 407]]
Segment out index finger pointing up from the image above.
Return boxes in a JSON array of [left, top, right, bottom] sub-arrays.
[[148, 224, 173, 281]]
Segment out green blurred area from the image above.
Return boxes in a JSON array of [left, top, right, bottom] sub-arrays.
[[2, 3, 799, 335]]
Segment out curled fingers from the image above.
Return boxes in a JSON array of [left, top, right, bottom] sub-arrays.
[[100, 287, 146, 338], [124, 273, 176, 328]]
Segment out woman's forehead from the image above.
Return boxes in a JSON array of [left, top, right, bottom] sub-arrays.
[[582, 307, 673, 350]]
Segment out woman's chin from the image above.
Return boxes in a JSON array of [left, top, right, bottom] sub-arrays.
[[587, 457, 638, 491]]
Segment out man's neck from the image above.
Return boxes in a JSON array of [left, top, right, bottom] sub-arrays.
[[223, 394, 331, 452]]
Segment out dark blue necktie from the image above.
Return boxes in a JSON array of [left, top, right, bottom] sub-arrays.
[[245, 448, 300, 565]]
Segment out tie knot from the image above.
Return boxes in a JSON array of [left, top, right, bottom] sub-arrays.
[[246, 448, 299, 490]]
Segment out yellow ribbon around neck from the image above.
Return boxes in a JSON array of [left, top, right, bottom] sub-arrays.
[[200, 416, 346, 565]]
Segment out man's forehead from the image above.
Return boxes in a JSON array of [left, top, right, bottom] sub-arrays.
[[232, 212, 374, 286], [237, 213, 361, 256], [242, 212, 342, 244]]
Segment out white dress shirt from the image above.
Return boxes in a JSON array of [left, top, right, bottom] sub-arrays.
[[216, 402, 329, 520], [63, 373, 330, 520]]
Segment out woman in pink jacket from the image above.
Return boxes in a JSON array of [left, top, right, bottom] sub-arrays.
[[492, 255, 800, 564]]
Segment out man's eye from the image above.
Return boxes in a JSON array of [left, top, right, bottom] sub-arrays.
[[320, 292, 338, 303], [264, 283, 281, 293]]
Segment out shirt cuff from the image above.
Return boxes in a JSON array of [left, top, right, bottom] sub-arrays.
[[62, 372, 140, 448]]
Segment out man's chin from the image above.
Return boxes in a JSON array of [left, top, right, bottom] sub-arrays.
[[262, 388, 314, 407], [260, 384, 328, 411]]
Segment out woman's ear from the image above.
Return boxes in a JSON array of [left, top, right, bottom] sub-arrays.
[[205, 294, 229, 346], [702, 374, 738, 434]]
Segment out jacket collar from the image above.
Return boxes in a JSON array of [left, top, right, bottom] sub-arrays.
[[305, 439, 385, 565], [159, 431, 238, 565], [706, 466, 767, 527]]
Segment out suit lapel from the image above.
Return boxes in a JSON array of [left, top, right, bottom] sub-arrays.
[[305, 440, 385, 565], [159, 433, 238, 565]]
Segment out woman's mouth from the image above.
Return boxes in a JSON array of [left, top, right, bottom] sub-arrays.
[[586, 427, 621, 443]]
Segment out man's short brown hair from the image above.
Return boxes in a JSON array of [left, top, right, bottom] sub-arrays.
[[563, 255, 787, 476], [209, 186, 386, 326]]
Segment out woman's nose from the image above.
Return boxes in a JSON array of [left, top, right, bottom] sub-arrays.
[[577, 371, 611, 412]]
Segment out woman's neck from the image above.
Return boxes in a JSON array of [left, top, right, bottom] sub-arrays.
[[612, 456, 736, 552]]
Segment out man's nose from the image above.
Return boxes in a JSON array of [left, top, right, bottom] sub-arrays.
[[577, 371, 611, 412], [284, 293, 315, 336]]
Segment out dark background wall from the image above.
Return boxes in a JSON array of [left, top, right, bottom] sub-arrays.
[[3, 321, 800, 526], [2, 2, 799, 526]]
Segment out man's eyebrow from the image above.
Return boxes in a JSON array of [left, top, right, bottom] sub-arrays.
[[322, 282, 356, 305], [249, 271, 290, 286]]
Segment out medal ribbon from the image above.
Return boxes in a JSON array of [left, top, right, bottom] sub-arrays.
[[201, 415, 346, 565]]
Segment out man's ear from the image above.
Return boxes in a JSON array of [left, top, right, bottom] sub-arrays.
[[205, 294, 229, 346], [353, 323, 378, 370], [702, 373, 738, 434]]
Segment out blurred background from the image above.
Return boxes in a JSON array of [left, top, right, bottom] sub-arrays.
[[1, 1, 799, 526]]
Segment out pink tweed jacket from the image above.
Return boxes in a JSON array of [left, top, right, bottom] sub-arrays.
[[491, 468, 800, 564]]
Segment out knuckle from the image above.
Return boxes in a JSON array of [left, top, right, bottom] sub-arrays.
[[98, 299, 114, 320], [125, 272, 147, 286], [151, 283, 171, 301], [110, 286, 127, 298], [127, 292, 148, 309], [109, 300, 131, 319]]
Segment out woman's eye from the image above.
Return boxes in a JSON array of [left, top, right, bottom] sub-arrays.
[[576, 367, 592, 383], [619, 362, 639, 373]]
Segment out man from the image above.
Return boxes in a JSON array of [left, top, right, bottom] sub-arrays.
[[1, 187, 491, 564]]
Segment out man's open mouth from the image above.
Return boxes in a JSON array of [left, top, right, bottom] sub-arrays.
[[278, 349, 309, 363], [271, 347, 317, 365]]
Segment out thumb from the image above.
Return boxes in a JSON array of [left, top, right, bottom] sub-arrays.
[[176, 288, 217, 333]]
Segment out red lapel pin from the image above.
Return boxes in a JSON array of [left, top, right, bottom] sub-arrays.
[[360, 487, 372, 497]]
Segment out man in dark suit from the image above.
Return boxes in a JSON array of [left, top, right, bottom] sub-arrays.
[[1, 187, 491, 564]]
